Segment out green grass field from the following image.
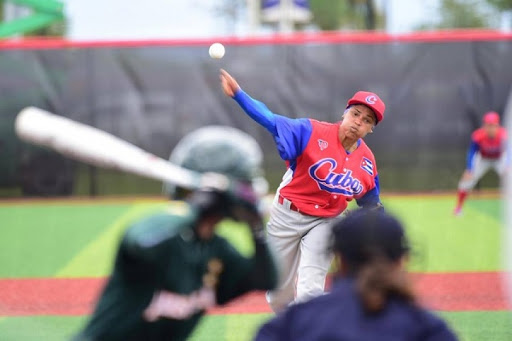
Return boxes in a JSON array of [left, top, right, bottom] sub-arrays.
[[0, 194, 511, 341]]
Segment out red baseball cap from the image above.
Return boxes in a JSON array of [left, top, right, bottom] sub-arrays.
[[346, 91, 385, 124], [483, 111, 500, 125]]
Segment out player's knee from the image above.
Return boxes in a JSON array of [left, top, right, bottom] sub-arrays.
[[296, 273, 326, 300], [458, 180, 474, 191]]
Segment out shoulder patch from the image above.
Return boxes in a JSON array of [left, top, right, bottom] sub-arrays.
[[360, 157, 374, 176]]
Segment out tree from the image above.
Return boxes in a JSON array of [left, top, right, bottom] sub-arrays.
[[487, 0, 512, 30], [416, 0, 496, 30], [212, 0, 384, 33], [309, 0, 352, 30], [212, 0, 246, 33], [309, 0, 384, 31], [348, 0, 378, 30], [25, 19, 65, 37], [486, 0, 512, 10]]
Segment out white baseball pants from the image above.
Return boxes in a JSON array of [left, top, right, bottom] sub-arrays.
[[265, 195, 334, 313], [458, 153, 507, 191]]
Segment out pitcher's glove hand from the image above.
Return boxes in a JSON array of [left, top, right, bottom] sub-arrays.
[[371, 202, 384, 211], [348, 202, 384, 216]]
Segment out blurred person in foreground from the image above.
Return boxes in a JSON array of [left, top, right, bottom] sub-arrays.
[[255, 209, 458, 341], [220, 69, 385, 313], [73, 126, 278, 341], [454, 111, 507, 216]]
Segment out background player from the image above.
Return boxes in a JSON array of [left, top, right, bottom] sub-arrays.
[[254, 209, 458, 341], [73, 127, 278, 341], [220, 69, 385, 313], [454, 111, 507, 216]]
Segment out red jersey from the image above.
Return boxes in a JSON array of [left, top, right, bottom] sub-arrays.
[[471, 127, 507, 159], [279, 120, 378, 217]]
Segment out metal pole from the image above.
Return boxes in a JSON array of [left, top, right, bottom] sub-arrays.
[[247, 0, 260, 35], [386, 0, 393, 33], [501, 10, 512, 32], [86, 49, 97, 196], [279, 0, 293, 33]]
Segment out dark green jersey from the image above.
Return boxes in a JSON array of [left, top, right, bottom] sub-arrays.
[[74, 202, 278, 341]]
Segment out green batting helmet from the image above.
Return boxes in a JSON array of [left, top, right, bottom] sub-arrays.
[[163, 126, 268, 199]]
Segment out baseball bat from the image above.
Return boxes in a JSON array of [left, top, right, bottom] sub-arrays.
[[14, 107, 230, 191]]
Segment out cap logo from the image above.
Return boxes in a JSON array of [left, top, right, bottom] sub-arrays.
[[365, 95, 377, 104]]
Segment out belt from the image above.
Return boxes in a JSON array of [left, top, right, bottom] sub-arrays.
[[278, 195, 301, 213]]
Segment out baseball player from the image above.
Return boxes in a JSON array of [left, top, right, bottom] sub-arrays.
[[73, 128, 278, 341], [255, 209, 458, 341], [220, 69, 385, 313], [454, 111, 507, 216]]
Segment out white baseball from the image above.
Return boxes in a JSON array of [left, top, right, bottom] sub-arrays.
[[209, 43, 225, 59]]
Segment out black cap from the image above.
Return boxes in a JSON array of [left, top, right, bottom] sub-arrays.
[[332, 209, 410, 264]]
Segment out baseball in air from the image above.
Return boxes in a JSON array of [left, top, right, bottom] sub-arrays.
[[209, 43, 225, 59]]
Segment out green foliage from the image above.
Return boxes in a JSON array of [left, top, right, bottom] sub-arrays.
[[24, 18, 66, 37], [309, 0, 352, 30], [486, 0, 512, 10], [213, 0, 383, 32], [309, 0, 384, 31], [416, 0, 495, 30]]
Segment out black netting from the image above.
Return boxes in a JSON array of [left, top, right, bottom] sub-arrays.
[[1, 38, 511, 196]]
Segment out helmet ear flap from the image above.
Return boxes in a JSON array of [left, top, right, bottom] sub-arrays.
[[189, 190, 231, 218]]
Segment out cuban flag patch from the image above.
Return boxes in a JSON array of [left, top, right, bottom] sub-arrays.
[[360, 157, 374, 176]]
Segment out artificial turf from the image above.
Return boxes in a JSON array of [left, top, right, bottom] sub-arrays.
[[0, 195, 510, 340]]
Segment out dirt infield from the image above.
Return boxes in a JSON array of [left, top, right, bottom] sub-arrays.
[[0, 272, 508, 316]]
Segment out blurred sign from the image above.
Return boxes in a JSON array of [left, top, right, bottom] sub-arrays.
[[0, 0, 64, 38], [261, 0, 312, 24]]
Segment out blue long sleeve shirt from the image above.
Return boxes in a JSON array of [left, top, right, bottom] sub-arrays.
[[233, 89, 381, 209], [465, 141, 479, 171]]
